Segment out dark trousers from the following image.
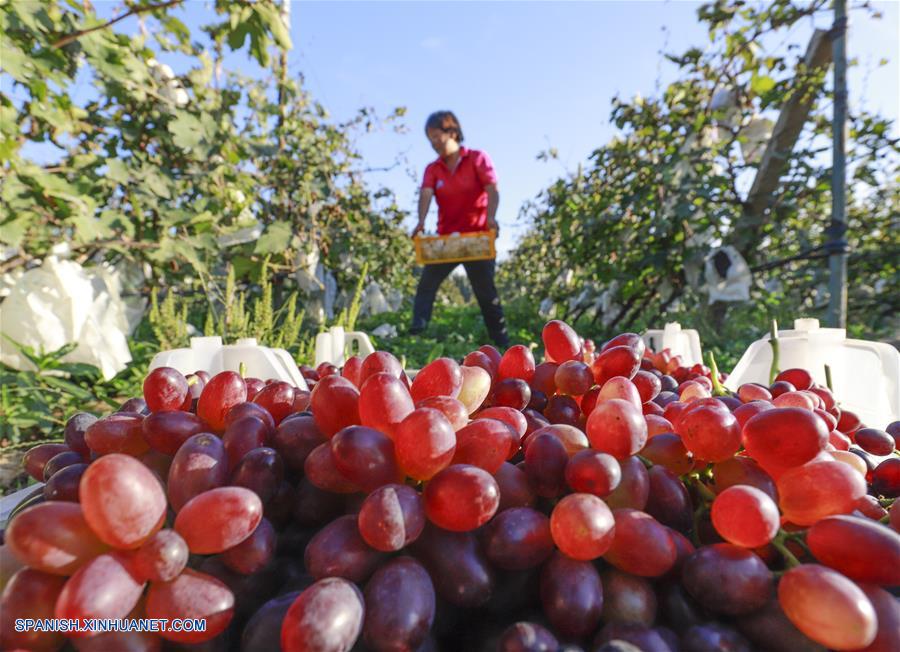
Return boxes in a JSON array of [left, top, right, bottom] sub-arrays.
[[411, 259, 509, 347]]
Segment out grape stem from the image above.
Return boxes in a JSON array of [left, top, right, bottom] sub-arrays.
[[772, 531, 802, 569], [239, 361, 247, 378], [187, 375, 200, 387], [706, 351, 730, 396], [687, 473, 717, 503], [824, 364, 834, 392], [877, 497, 896, 507], [768, 320, 780, 384], [636, 455, 654, 469]]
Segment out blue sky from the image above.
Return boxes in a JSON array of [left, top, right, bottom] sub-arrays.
[[16, 1, 900, 259], [290, 1, 899, 258]]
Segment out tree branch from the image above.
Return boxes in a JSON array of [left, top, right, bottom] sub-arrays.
[[52, 0, 184, 49]]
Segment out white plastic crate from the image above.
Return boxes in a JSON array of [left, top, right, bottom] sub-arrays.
[[641, 322, 704, 367], [149, 336, 308, 391], [724, 318, 899, 429], [314, 326, 375, 368]]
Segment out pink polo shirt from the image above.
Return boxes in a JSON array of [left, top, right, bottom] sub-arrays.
[[422, 147, 498, 234]]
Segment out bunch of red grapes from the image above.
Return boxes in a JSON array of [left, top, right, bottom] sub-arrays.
[[2, 319, 899, 652]]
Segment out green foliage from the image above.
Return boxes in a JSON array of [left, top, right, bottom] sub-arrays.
[[0, 336, 153, 446], [501, 0, 899, 356], [1, 0, 415, 316], [148, 286, 190, 350]]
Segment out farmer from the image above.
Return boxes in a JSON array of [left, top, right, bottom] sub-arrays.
[[409, 110, 509, 349]]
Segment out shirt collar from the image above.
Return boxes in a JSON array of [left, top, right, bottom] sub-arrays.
[[436, 146, 469, 169]]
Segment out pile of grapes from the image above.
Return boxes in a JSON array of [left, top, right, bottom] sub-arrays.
[[2, 320, 899, 652]]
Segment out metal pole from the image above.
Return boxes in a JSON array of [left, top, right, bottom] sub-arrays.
[[826, 0, 848, 328]]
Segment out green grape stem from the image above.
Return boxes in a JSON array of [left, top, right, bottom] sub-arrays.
[[239, 361, 247, 378], [824, 364, 834, 392], [706, 351, 730, 396], [772, 531, 802, 569], [768, 320, 780, 384]]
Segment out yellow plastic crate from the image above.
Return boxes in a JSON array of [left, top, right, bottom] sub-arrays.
[[414, 230, 496, 265]]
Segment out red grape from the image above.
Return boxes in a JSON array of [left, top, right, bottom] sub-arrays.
[[743, 407, 829, 477], [676, 403, 741, 462], [146, 568, 235, 643], [230, 446, 284, 504], [55, 551, 145, 628], [142, 410, 210, 455], [498, 344, 536, 382], [493, 377, 532, 410], [417, 396, 469, 431], [494, 462, 536, 511], [452, 418, 515, 473], [331, 425, 399, 491], [411, 357, 463, 402], [523, 431, 568, 497], [304, 442, 361, 493], [6, 502, 107, 575], [499, 622, 558, 652], [555, 360, 594, 396], [84, 413, 149, 456], [131, 528, 188, 582], [423, 464, 500, 531], [806, 515, 900, 586], [394, 407, 457, 481], [711, 485, 780, 548], [174, 486, 262, 554], [600, 567, 658, 627], [457, 364, 492, 413], [483, 507, 554, 570], [359, 350, 403, 385], [539, 551, 604, 639], [778, 564, 876, 650], [777, 459, 866, 526], [143, 366, 189, 412], [565, 449, 621, 496], [167, 432, 229, 512], [23, 442, 71, 481], [252, 381, 296, 424], [220, 517, 276, 575], [64, 412, 96, 457], [682, 543, 773, 615], [363, 557, 436, 652], [586, 398, 648, 459], [196, 371, 247, 432], [281, 577, 364, 652], [359, 372, 415, 438], [592, 345, 641, 386], [410, 524, 495, 607], [542, 319, 581, 362], [550, 493, 616, 560], [310, 374, 361, 437], [357, 484, 426, 552], [603, 509, 676, 577], [80, 453, 166, 549], [855, 428, 896, 456], [606, 455, 651, 510], [304, 515, 386, 583], [0, 568, 67, 651]]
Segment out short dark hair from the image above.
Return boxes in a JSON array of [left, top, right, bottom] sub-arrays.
[[425, 111, 464, 143]]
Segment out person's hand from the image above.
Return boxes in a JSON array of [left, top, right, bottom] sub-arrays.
[[411, 220, 425, 238], [487, 218, 500, 236]]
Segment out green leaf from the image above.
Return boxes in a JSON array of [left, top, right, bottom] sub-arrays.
[[167, 112, 204, 150], [106, 159, 130, 184], [254, 220, 293, 254], [254, 3, 292, 51], [750, 73, 776, 96], [226, 22, 249, 50]]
